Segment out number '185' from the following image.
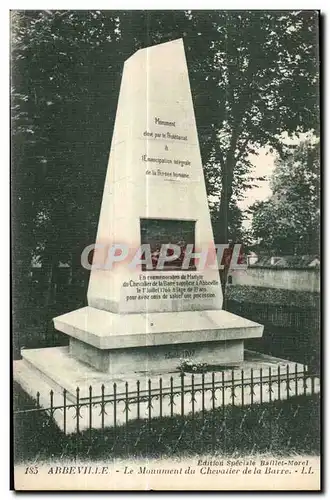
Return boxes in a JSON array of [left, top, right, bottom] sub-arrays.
[[25, 466, 38, 474]]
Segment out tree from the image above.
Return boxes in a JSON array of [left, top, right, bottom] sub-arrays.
[[185, 10, 319, 243], [249, 139, 320, 255], [11, 11, 123, 284]]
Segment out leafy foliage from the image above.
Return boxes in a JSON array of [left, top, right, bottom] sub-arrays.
[[249, 139, 320, 254], [189, 10, 319, 242]]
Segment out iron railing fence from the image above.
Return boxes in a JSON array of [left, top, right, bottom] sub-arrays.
[[14, 365, 320, 451], [13, 397, 320, 462]]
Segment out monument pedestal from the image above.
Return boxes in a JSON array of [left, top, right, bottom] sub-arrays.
[[53, 306, 263, 374], [69, 337, 245, 374]]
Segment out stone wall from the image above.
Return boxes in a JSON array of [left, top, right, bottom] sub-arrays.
[[229, 267, 320, 292]]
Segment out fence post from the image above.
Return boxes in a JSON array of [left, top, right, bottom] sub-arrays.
[[277, 365, 281, 401], [231, 370, 235, 407], [295, 364, 298, 396], [202, 372, 205, 422], [76, 387, 80, 434], [170, 376, 174, 418], [221, 372, 226, 454], [241, 370, 244, 407], [222, 372, 225, 409], [286, 364, 290, 400], [137, 380, 140, 420], [231, 370, 235, 452], [101, 384, 105, 431], [125, 382, 129, 454], [211, 372, 216, 412], [63, 389, 67, 436], [75, 387, 80, 457], [159, 378, 163, 419], [89, 386, 92, 443], [181, 372, 185, 418], [50, 389, 54, 420], [148, 379, 152, 430], [250, 368, 254, 406], [303, 364, 307, 397], [113, 383, 117, 431], [125, 382, 129, 427]]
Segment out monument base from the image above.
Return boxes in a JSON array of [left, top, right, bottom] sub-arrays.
[[52, 306, 263, 372], [69, 337, 244, 373]]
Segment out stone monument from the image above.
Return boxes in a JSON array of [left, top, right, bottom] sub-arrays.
[[14, 40, 285, 430]]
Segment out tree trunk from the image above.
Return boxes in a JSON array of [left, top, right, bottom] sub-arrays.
[[215, 156, 235, 299], [217, 184, 232, 243]]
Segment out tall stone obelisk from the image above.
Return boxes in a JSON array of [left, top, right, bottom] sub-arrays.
[[87, 38, 223, 315]]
